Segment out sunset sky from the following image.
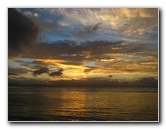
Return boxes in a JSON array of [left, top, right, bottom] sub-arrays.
[[8, 8, 158, 85]]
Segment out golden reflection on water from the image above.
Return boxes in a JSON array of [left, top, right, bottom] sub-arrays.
[[59, 90, 86, 117], [84, 91, 158, 120], [9, 87, 158, 121], [36, 88, 86, 119]]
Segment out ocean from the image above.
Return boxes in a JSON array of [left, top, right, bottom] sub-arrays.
[[8, 86, 158, 121]]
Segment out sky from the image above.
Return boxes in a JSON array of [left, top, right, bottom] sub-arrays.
[[8, 8, 158, 85]]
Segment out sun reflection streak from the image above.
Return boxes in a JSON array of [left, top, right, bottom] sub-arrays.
[[58, 89, 86, 118]]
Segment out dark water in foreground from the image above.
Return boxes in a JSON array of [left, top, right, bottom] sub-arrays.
[[8, 86, 158, 121]]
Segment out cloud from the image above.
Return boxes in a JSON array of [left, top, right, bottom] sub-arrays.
[[49, 68, 63, 76], [23, 11, 39, 18], [8, 68, 28, 75], [41, 20, 59, 32], [33, 67, 49, 76], [78, 22, 102, 38], [84, 68, 94, 74], [8, 39, 157, 79], [30, 40, 123, 58], [31, 60, 49, 66], [108, 75, 113, 77], [8, 8, 158, 82], [8, 73, 19, 75], [8, 8, 41, 56], [29, 8, 158, 42]]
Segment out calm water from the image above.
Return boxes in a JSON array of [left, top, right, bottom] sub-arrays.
[[8, 86, 158, 121]]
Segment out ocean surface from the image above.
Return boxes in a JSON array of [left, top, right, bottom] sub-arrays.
[[8, 86, 158, 121]]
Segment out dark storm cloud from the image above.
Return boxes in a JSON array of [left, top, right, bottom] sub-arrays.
[[49, 68, 63, 76], [78, 22, 102, 37], [33, 67, 49, 76], [8, 8, 41, 56]]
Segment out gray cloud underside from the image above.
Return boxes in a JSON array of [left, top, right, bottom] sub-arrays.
[[9, 40, 157, 75], [20, 40, 157, 60]]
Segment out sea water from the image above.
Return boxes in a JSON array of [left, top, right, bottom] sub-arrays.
[[8, 86, 158, 121]]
